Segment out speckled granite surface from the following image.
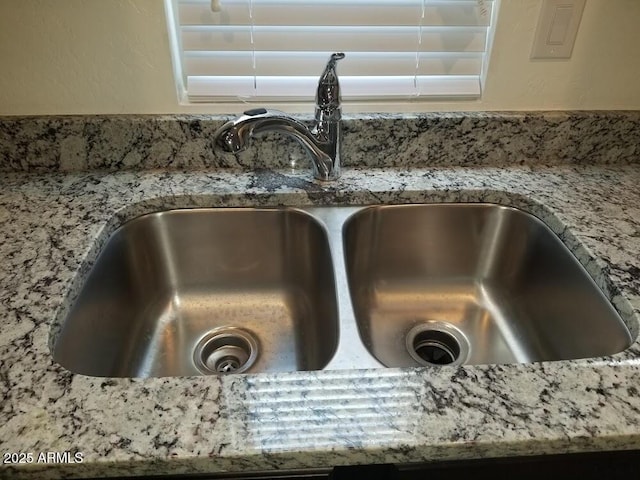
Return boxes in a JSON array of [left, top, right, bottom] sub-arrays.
[[1, 111, 639, 172], [0, 162, 640, 479]]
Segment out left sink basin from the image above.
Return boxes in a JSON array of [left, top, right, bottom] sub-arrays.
[[54, 208, 339, 377]]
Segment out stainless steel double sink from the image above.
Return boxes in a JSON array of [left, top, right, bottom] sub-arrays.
[[53, 204, 633, 377]]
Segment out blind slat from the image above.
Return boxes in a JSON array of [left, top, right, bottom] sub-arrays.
[[178, 1, 492, 27], [181, 27, 488, 53], [183, 52, 484, 77], [187, 75, 481, 100]]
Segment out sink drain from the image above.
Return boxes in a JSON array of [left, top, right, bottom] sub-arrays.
[[193, 327, 259, 375], [406, 322, 470, 367]]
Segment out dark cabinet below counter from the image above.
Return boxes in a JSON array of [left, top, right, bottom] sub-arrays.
[[92, 450, 640, 480]]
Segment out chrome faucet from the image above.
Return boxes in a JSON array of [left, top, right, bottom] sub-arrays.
[[214, 53, 345, 181]]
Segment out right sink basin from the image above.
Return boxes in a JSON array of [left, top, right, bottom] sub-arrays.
[[343, 204, 633, 367]]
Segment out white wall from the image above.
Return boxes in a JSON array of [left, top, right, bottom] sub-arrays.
[[1, 0, 639, 115]]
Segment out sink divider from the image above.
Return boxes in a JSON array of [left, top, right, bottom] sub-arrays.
[[299, 206, 385, 370]]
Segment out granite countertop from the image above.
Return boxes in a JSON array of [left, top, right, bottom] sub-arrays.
[[0, 111, 639, 479], [1, 162, 640, 479]]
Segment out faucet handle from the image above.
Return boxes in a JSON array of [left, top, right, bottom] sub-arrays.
[[316, 52, 345, 115]]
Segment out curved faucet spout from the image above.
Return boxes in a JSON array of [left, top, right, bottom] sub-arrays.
[[214, 109, 341, 181]]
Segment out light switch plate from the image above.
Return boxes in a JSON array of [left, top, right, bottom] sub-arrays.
[[531, 0, 586, 59]]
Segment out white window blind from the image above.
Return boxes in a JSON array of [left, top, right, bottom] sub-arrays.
[[166, 0, 499, 102]]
